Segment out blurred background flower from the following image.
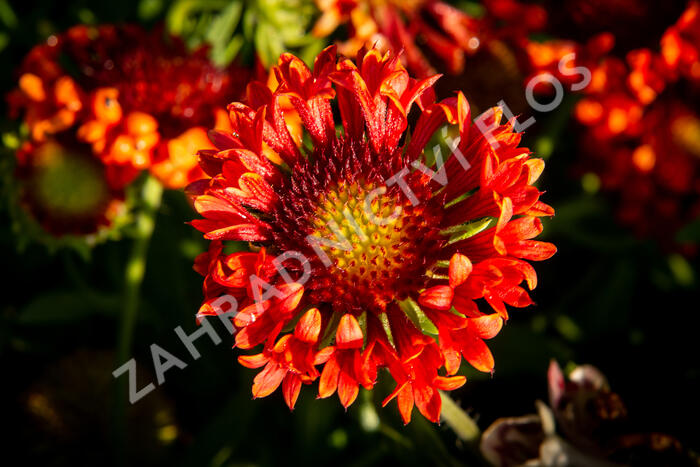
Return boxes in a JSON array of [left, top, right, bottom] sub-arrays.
[[3, 20, 249, 256], [481, 361, 698, 466]]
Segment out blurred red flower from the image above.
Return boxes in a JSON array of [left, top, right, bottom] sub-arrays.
[[9, 24, 248, 191], [570, 2, 700, 247]]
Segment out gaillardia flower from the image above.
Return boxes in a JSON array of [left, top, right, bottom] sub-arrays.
[[312, 0, 485, 78], [569, 1, 700, 248], [8, 24, 247, 191], [312, 0, 549, 113], [189, 46, 555, 423], [6, 24, 248, 243]]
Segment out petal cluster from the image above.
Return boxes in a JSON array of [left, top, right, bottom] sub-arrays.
[[312, 0, 485, 78], [312, 0, 549, 114]]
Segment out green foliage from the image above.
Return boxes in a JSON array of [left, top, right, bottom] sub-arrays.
[[166, 0, 326, 67], [19, 290, 120, 325], [676, 215, 700, 245]]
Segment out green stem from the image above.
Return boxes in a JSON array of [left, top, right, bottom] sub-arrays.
[[440, 390, 481, 444], [113, 175, 163, 458]]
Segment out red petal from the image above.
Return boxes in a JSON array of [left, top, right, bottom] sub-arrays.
[[252, 362, 286, 398], [413, 384, 441, 423], [314, 346, 335, 365], [469, 314, 503, 339], [335, 314, 363, 349], [276, 283, 305, 314], [418, 285, 454, 310], [208, 129, 239, 150], [526, 200, 555, 217], [502, 216, 544, 240], [238, 353, 268, 369], [381, 380, 409, 406], [433, 375, 466, 391], [318, 354, 340, 398], [294, 308, 322, 343], [525, 158, 545, 184], [338, 370, 360, 409], [496, 196, 514, 233], [443, 346, 462, 375], [449, 253, 472, 288], [462, 337, 495, 373], [397, 385, 415, 425], [200, 223, 270, 242], [452, 295, 481, 317], [282, 374, 302, 410], [507, 240, 557, 261]]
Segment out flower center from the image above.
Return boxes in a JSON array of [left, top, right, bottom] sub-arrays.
[[31, 142, 109, 217], [308, 180, 442, 312], [22, 141, 112, 235], [271, 138, 445, 313]]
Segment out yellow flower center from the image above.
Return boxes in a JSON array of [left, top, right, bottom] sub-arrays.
[[308, 180, 440, 312]]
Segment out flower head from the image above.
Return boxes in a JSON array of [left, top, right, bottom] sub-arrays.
[[312, 0, 485, 78], [568, 2, 700, 248], [481, 361, 695, 466], [312, 0, 552, 114], [6, 24, 249, 244], [190, 46, 555, 423], [8, 24, 248, 190]]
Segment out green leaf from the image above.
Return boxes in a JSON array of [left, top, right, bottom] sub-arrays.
[[668, 253, 694, 286], [444, 217, 493, 244], [676, 215, 700, 244], [138, 0, 164, 21], [319, 309, 342, 347], [399, 298, 438, 335], [438, 390, 481, 443], [255, 20, 285, 67], [19, 291, 119, 325], [0, 0, 18, 28], [205, 1, 243, 66], [166, 0, 229, 37]]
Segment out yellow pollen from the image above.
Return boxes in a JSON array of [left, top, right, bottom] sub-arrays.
[[310, 180, 435, 311]]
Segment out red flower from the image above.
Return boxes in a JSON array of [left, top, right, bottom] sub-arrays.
[[190, 46, 555, 422], [312, 0, 552, 114], [312, 0, 485, 79], [661, 1, 700, 84], [567, 2, 700, 248], [9, 24, 248, 191]]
